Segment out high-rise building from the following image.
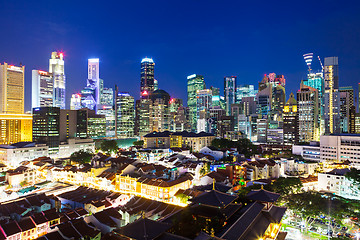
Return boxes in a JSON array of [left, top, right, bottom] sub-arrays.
[[187, 74, 205, 132], [297, 81, 320, 143], [236, 85, 258, 102], [77, 108, 106, 139], [70, 94, 82, 110], [323, 57, 340, 134], [339, 86, 354, 133], [115, 91, 135, 138], [169, 98, 183, 113], [49, 52, 65, 109], [283, 93, 298, 145], [196, 89, 212, 133], [224, 76, 237, 115], [81, 87, 96, 110], [32, 70, 53, 109], [210, 86, 221, 108], [87, 58, 100, 105], [149, 90, 171, 133], [0, 114, 32, 144], [0, 63, 25, 114], [98, 85, 115, 137], [140, 58, 155, 98], [170, 106, 191, 132]]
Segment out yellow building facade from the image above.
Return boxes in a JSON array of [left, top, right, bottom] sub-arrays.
[[0, 114, 32, 144]]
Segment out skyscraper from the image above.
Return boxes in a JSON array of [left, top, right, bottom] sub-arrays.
[[0, 63, 25, 114], [196, 89, 212, 133], [70, 94, 82, 110], [297, 81, 320, 143], [49, 52, 65, 109], [187, 74, 205, 131], [87, 58, 100, 107], [339, 86, 354, 133], [224, 76, 237, 115], [149, 90, 171, 132], [140, 57, 155, 98], [323, 56, 340, 134], [236, 85, 258, 102], [115, 91, 135, 138], [32, 70, 53, 109], [283, 93, 298, 145]]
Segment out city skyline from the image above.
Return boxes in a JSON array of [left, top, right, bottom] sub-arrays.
[[1, 1, 360, 111]]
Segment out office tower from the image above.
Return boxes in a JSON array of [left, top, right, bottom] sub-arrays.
[[87, 58, 100, 106], [241, 96, 257, 116], [236, 85, 258, 102], [339, 87, 354, 133], [115, 91, 135, 138], [324, 57, 340, 134], [0, 114, 32, 144], [0, 63, 25, 114], [224, 76, 237, 115], [49, 52, 65, 109], [187, 74, 205, 131], [218, 116, 234, 139], [32, 70, 53, 109], [170, 106, 191, 132], [70, 94, 82, 110], [77, 108, 106, 139], [303, 72, 324, 112], [283, 93, 298, 145], [257, 73, 286, 121], [210, 86, 221, 108], [81, 87, 96, 110], [135, 99, 151, 137], [169, 98, 183, 113], [256, 86, 271, 117], [98, 86, 115, 137], [231, 103, 241, 132], [297, 81, 319, 143], [358, 83, 360, 113], [140, 58, 155, 98], [349, 106, 356, 134], [149, 90, 171, 132], [257, 118, 268, 143], [196, 89, 212, 133]]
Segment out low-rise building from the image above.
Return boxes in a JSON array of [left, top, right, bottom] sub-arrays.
[[0, 142, 48, 168], [143, 131, 215, 152], [318, 168, 360, 200], [6, 166, 37, 187], [292, 142, 320, 162], [279, 158, 318, 177]]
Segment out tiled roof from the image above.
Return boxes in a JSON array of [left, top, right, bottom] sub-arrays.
[[93, 208, 122, 227], [246, 189, 280, 203], [17, 217, 36, 231], [190, 190, 237, 208], [117, 217, 171, 240], [1, 221, 22, 236]]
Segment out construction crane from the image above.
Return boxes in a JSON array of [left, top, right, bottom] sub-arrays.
[[318, 55, 324, 71]]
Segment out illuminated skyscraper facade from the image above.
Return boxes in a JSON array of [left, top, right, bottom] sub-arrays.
[[0, 114, 32, 144], [224, 76, 236, 115], [32, 70, 53, 109], [49, 52, 65, 109], [339, 86, 354, 133], [0, 63, 25, 114], [140, 58, 155, 98], [283, 93, 298, 145], [297, 81, 319, 143], [324, 57, 340, 134], [187, 74, 205, 131], [236, 84, 257, 102], [70, 94, 82, 110], [149, 90, 171, 132], [87, 58, 100, 109], [116, 91, 135, 138]]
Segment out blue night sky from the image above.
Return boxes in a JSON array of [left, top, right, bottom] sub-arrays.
[[1, 0, 360, 111]]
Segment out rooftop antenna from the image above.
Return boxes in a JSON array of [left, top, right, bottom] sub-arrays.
[[303, 53, 313, 73]]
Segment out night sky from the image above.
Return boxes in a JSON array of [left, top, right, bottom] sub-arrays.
[[1, 0, 360, 111]]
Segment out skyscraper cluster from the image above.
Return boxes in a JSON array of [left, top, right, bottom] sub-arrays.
[[1, 51, 359, 151]]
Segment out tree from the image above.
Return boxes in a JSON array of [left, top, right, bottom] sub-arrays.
[[211, 138, 257, 158], [200, 162, 210, 176], [133, 140, 144, 147], [345, 168, 360, 188], [271, 177, 303, 196], [70, 149, 94, 165], [285, 191, 324, 232], [100, 140, 118, 155]]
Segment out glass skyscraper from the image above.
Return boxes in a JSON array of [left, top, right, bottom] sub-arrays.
[[187, 74, 205, 132], [224, 76, 236, 115], [49, 52, 65, 109], [140, 58, 155, 98]]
